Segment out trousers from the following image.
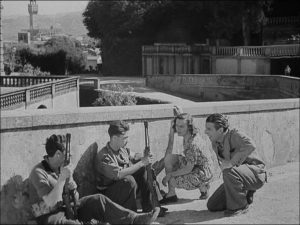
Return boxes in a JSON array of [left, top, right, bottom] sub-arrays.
[[37, 194, 136, 225], [102, 167, 152, 212], [207, 164, 266, 211]]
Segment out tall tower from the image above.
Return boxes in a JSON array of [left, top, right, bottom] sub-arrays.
[[28, 0, 38, 31], [0, 0, 4, 75]]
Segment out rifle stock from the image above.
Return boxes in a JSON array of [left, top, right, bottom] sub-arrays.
[[143, 122, 163, 210], [62, 133, 79, 220]]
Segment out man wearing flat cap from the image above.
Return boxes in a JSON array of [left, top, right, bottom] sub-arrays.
[[94, 120, 154, 213]]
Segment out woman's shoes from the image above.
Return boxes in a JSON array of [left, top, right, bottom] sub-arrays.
[[246, 190, 256, 204], [159, 195, 178, 204]]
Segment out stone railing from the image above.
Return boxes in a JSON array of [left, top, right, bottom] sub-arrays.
[[143, 44, 300, 57], [0, 75, 67, 87], [143, 44, 191, 54], [269, 44, 300, 57], [266, 16, 300, 26], [0, 77, 78, 110], [215, 44, 300, 57]]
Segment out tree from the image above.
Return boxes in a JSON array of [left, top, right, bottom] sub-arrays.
[[82, 1, 272, 76], [202, 1, 272, 46], [44, 36, 85, 74]]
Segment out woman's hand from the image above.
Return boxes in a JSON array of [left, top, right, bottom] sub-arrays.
[[173, 105, 183, 116], [68, 178, 77, 190], [162, 173, 172, 186], [170, 119, 176, 135]]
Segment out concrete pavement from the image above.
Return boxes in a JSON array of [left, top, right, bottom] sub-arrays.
[[154, 162, 299, 224]]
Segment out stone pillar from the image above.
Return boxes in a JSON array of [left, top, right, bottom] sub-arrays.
[[0, 0, 4, 76]]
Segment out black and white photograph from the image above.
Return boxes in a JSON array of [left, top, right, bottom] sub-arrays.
[[0, 0, 299, 224]]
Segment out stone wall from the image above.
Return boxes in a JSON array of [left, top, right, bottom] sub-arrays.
[[146, 74, 300, 101], [213, 57, 270, 74], [1, 99, 299, 183]]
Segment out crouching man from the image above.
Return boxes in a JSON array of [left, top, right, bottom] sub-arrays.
[[205, 113, 267, 217]]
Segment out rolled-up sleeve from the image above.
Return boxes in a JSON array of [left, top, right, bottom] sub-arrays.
[[30, 168, 52, 199], [95, 151, 120, 180]]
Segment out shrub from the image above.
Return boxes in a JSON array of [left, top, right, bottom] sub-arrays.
[[21, 63, 51, 76], [92, 84, 137, 106]]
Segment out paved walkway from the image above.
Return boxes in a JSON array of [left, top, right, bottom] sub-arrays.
[[154, 162, 299, 224]]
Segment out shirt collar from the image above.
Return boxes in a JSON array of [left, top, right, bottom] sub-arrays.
[[216, 129, 229, 145], [107, 142, 120, 154]]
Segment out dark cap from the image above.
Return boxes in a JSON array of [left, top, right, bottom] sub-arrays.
[[108, 120, 129, 137], [45, 134, 66, 157]]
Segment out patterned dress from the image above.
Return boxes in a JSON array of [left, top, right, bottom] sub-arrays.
[[173, 134, 213, 191]]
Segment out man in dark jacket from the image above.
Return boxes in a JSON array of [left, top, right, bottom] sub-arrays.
[[205, 113, 267, 217]]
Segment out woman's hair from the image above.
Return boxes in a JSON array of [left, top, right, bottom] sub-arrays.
[[206, 113, 229, 132], [176, 113, 198, 136], [45, 134, 65, 157]]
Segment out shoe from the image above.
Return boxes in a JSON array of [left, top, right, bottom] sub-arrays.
[[199, 191, 209, 200], [158, 206, 168, 217], [246, 190, 256, 205], [133, 207, 160, 224], [159, 195, 178, 205], [224, 204, 249, 217]]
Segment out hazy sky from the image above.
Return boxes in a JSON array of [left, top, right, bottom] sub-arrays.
[[2, 0, 88, 17]]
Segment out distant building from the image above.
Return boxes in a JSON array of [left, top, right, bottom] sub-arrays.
[[18, 31, 31, 44], [85, 55, 98, 71]]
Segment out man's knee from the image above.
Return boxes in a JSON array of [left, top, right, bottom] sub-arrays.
[[123, 175, 138, 190], [164, 154, 178, 169], [207, 196, 218, 212], [84, 193, 107, 203], [222, 168, 238, 183]]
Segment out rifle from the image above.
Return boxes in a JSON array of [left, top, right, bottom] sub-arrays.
[[62, 133, 79, 220], [143, 121, 163, 209]]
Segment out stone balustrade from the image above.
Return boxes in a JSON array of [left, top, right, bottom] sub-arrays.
[[266, 16, 300, 26], [0, 75, 66, 87], [0, 76, 79, 110], [143, 43, 300, 58], [215, 44, 300, 57], [143, 44, 192, 54]]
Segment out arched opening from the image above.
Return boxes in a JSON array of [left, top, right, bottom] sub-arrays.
[[37, 105, 47, 109]]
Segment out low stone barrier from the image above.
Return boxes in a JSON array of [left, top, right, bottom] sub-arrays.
[[146, 74, 300, 101], [0, 99, 299, 223]]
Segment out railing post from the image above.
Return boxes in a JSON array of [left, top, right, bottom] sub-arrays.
[[76, 78, 80, 108], [211, 46, 216, 55], [25, 89, 30, 109], [51, 83, 55, 109]]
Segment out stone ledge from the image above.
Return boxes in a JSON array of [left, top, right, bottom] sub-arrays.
[[1, 98, 299, 131]]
